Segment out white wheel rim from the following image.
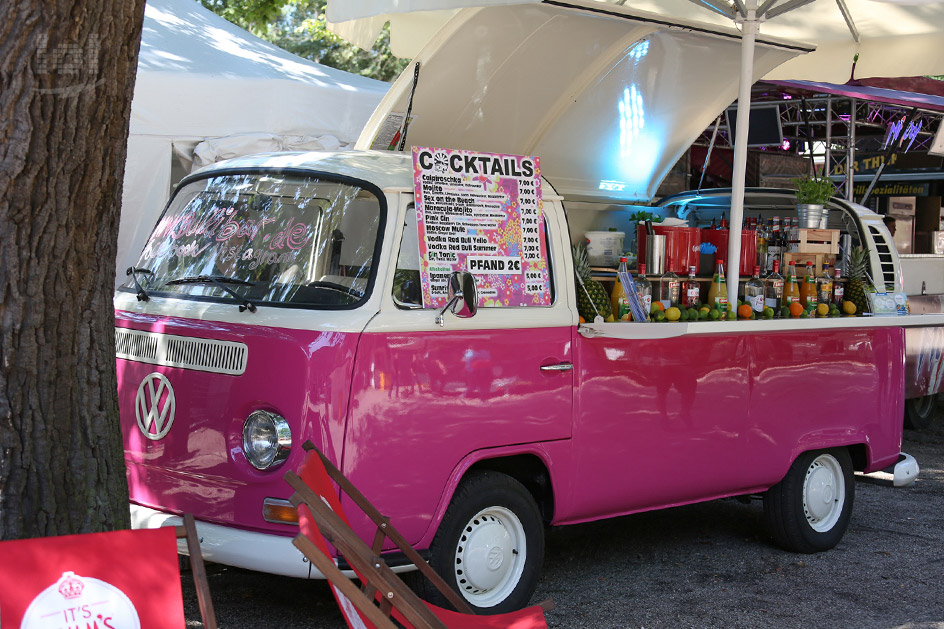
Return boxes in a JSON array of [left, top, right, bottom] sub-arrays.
[[802, 454, 845, 532], [452, 506, 526, 608]]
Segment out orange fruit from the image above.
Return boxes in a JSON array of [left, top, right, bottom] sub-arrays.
[[653, 301, 665, 312], [789, 302, 804, 317], [737, 304, 753, 319]]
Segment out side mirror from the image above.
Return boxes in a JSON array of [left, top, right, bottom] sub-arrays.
[[435, 272, 478, 326]]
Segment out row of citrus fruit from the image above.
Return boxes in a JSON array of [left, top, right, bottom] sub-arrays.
[[648, 299, 857, 322]]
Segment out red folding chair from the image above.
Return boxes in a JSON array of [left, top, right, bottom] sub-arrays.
[[0, 514, 216, 629], [284, 441, 552, 629]]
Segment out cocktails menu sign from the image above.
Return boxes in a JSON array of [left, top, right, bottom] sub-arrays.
[[412, 146, 551, 308]]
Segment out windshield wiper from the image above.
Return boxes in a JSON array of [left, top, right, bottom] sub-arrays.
[[164, 275, 257, 313], [126, 267, 153, 302]]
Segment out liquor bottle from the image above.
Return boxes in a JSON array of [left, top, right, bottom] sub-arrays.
[[832, 266, 844, 305], [611, 256, 631, 321], [710, 217, 717, 229], [764, 259, 784, 311], [636, 262, 652, 319], [799, 261, 818, 311], [744, 265, 765, 314], [816, 264, 834, 306], [783, 260, 800, 305], [707, 259, 728, 317], [766, 217, 782, 271], [755, 219, 769, 271], [683, 265, 700, 308], [660, 258, 681, 308], [719, 215, 728, 230]]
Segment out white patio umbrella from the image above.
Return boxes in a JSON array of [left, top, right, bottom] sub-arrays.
[[327, 0, 944, 304]]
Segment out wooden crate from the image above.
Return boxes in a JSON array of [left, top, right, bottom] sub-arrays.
[[782, 252, 836, 276], [787, 228, 840, 254]]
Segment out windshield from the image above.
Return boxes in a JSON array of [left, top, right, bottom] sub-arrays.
[[123, 173, 382, 308]]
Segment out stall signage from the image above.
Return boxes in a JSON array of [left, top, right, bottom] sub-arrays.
[[412, 146, 551, 308]]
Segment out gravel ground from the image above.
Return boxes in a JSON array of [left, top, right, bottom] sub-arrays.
[[183, 424, 944, 628]]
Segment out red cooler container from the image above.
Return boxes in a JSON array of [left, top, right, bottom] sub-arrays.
[[636, 225, 700, 273], [702, 229, 757, 276]]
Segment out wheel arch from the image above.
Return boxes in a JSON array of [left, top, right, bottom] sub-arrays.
[[465, 453, 555, 525], [422, 445, 556, 550]]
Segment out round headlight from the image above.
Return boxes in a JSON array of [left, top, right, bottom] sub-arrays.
[[242, 411, 291, 470]]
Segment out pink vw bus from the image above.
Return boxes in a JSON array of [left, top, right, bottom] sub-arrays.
[[116, 3, 928, 613]]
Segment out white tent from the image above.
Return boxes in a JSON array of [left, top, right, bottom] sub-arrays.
[[118, 0, 389, 285]]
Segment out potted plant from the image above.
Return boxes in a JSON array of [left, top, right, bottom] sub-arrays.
[[792, 175, 833, 228]]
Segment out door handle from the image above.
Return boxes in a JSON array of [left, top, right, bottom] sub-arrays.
[[540, 362, 573, 372]]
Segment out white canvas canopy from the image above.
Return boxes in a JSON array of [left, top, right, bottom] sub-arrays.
[[118, 0, 389, 285]]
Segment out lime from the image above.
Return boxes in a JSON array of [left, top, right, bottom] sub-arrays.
[[779, 306, 791, 319], [709, 308, 721, 321], [686, 308, 699, 321], [762, 306, 774, 319], [799, 311, 810, 318], [679, 309, 689, 321], [654, 311, 666, 322]]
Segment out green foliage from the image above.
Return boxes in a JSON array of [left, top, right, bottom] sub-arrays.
[[199, 0, 409, 82], [628, 210, 663, 223], [792, 176, 834, 205]]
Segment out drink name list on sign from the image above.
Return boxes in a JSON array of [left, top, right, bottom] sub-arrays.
[[412, 146, 551, 308]]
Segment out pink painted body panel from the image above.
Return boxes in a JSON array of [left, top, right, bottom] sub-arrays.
[[560, 326, 904, 525], [115, 310, 358, 535], [343, 326, 573, 547]]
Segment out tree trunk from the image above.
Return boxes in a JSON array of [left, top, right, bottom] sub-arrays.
[[0, 0, 146, 538]]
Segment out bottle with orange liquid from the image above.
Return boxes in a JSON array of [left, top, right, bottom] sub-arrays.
[[707, 259, 728, 318], [799, 261, 818, 312], [783, 261, 801, 305]]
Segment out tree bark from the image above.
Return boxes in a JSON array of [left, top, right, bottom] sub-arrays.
[[0, 0, 146, 538]]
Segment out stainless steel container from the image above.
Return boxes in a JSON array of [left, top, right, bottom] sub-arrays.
[[644, 234, 666, 274]]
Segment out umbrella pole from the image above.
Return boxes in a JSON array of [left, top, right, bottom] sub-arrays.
[[726, 1, 758, 309]]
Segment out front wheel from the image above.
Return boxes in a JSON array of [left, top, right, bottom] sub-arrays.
[[763, 448, 854, 553], [425, 471, 544, 614]]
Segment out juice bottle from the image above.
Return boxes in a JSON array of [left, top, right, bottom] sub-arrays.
[[799, 261, 818, 311], [683, 265, 700, 307], [707, 259, 728, 318], [611, 256, 631, 321], [783, 261, 800, 305]]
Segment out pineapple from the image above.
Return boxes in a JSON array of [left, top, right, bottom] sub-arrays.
[[845, 246, 871, 315], [572, 242, 613, 322]]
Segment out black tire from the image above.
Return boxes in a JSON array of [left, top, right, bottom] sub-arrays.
[[421, 471, 544, 615], [763, 448, 854, 553], [904, 394, 942, 430]]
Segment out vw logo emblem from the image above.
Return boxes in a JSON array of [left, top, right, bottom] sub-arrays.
[[135, 372, 176, 440]]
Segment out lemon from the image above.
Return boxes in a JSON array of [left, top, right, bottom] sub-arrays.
[[665, 306, 681, 322], [816, 303, 829, 317], [842, 300, 857, 315]]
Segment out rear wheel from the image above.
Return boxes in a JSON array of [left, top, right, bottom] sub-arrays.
[[764, 448, 854, 553], [904, 394, 942, 430], [424, 471, 544, 614]]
